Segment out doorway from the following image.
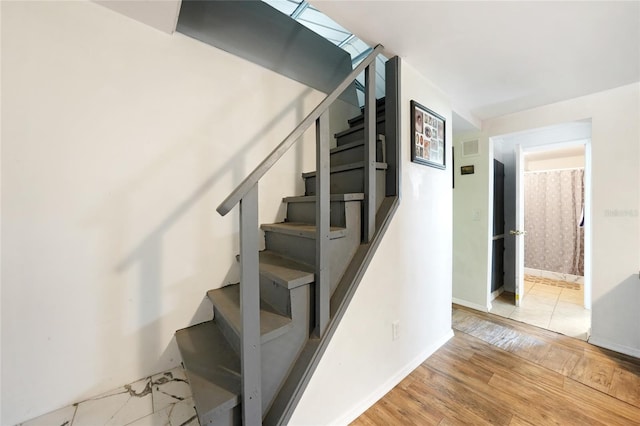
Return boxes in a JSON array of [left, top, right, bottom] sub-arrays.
[[488, 121, 592, 341]]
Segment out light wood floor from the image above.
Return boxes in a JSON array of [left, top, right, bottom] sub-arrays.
[[351, 305, 640, 425]]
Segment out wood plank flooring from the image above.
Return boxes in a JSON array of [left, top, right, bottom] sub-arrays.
[[351, 305, 640, 425]]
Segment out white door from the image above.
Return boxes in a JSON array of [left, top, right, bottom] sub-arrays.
[[511, 144, 526, 307]]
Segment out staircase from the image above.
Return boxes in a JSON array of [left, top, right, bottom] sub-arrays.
[[174, 48, 400, 425]]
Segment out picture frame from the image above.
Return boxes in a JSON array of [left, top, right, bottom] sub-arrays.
[[410, 100, 446, 169]]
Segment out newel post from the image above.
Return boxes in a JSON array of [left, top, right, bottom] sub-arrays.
[[239, 183, 262, 424]]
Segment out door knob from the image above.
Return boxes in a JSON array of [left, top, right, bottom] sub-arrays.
[[509, 230, 527, 236]]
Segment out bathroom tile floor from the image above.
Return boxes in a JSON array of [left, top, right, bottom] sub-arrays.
[[490, 275, 591, 340], [18, 367, 201, 426]]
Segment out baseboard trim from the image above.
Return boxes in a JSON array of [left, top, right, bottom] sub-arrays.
[[588, 335, 640, 359], [524, 267, 584, 285], [334, 330, 454, 425], [490, 286, 504, 301], [452, 297, 490, 313]]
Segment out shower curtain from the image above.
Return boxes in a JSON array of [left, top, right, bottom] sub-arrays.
[[524, 168, 584, 276]]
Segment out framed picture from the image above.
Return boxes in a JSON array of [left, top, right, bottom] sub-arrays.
[[411, 100, 446, 169]]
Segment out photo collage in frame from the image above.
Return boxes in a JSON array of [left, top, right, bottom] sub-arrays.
[[411, 100, 446, 169]]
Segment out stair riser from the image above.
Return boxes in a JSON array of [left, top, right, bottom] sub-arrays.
[[265, 201, 362, 295], [348, 109, 386, 127], [210, 284, 313, 418], [330, 141, 384, 167], [206, 405, 241, 426], [304, 169, 386, 198], [259, 284, 312, 414], [337, 121, 386, 146], [286, 201, 348, 227], [260, 277, 291, 317], [263, 232, 317, 266], [174, 321, 241, 426], [214, 306, 242, 356]]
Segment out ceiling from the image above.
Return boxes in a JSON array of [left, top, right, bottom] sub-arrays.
[[310, 1, 640, 131]]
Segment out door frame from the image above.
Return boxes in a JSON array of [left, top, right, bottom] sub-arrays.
[[515, 145, 524, 306], [515, 139, 592, 309]]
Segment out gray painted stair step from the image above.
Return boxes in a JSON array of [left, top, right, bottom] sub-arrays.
[[175, 321, 241, 425], [348, 106, 386, 127], [283, 193, 363, 228], [208, 284, 293, 344], [301, 161, 388, 179], [330, 138, 385, 167], [302, 162, 387, 198], [260, 222, 347, 239], [282, 193, 365, 203], [336, 119, 386, 146], [259, 250, 314, 289], [334, 115, 385, 139]]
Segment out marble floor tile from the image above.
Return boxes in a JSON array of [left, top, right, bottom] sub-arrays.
[[130, 397, 199, 426], [19, 405, 77, 426], [166, 397, 199, 426], [73, 378, 153, 426], [151, 368, 192, 413], [15, 367, 199, 426], [125, 409, 170, 426]]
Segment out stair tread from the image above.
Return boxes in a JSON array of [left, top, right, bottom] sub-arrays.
[[261, 222, 347, 239], [348, 104, 386, 126], [283, 193, 364, 203], [330, 136, 384, 155], [301, 161, 388, 178], [175, 321, 240, 421], [207, 284, 292, 343], [334, 115, 385, 138], [259, 250, 314, 289]]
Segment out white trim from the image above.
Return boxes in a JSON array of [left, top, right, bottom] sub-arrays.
[[490, 286, 504, 301], [524, 267, 584, 285], [452, 297, 490, 312], [588, 335, 640, 359], [333, 330, 454, 426]]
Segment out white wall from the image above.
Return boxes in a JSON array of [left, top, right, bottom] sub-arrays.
[[452, 132, 492, 310], [525, 155, 584, 171], [94, 0, 182, 34], [290, 60, 454, 425], [1, 2, 335, 424], [485, 84, 640, 357]]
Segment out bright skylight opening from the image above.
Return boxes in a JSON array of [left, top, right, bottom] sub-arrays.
[[263, 0, 386, 103]]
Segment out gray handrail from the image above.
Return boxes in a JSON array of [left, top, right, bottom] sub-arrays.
[[217, 44, 384, 216]]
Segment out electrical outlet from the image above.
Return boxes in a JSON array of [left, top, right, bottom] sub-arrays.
[[392, 321, 400, 341]]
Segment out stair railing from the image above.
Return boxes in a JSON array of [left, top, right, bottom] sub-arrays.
[[216, 44, 384, 424]]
